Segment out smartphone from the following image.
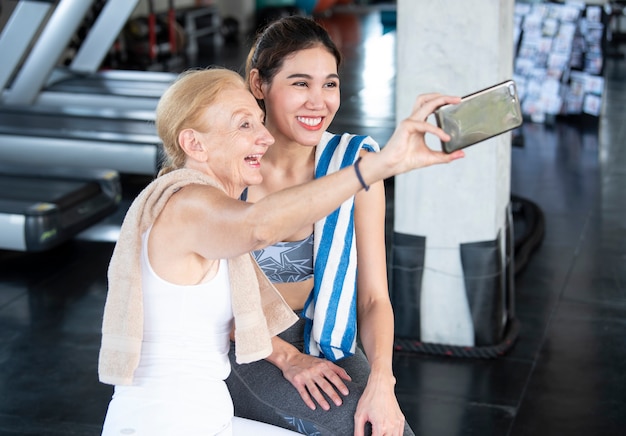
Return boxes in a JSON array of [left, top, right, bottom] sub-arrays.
[[435, 80, 523, 154]]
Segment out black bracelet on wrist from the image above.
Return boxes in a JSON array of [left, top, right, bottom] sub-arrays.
[[353, 157, 370, 191]]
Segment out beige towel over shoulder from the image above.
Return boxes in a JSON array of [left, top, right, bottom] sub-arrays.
[[98, 168, 298, 386]]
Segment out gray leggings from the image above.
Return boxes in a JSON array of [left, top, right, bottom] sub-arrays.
[[226, 314, 415, 436]]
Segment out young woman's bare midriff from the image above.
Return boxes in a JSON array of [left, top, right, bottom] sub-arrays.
[[275, 278, 314, 311]]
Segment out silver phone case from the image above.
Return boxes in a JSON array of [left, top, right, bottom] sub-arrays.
[[435, 80, 523, 153]]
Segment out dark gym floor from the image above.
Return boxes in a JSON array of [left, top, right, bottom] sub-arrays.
[[1, 6, 625, 436]]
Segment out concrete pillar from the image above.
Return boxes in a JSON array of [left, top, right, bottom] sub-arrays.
[[392, 0, 515, 347]]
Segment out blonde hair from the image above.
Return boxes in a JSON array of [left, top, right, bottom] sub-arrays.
[[155, 67, 246, 176]]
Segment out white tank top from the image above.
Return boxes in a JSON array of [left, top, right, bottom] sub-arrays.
[[138, 227, 233, 381], [102, 228, 237, 436]]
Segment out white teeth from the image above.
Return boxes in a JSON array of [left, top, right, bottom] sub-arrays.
[[245, 154, 261, 163], [297, 117, 322, 127]]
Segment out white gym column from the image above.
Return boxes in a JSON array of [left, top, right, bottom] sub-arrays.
[[393, 0, 515, 346]]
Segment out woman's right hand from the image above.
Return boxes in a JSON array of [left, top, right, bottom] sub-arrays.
[[371, 93, 465, 180], [267, 337, 352, 411]]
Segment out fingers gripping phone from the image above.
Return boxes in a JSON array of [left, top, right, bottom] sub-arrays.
[[435, 80, 523, 154]]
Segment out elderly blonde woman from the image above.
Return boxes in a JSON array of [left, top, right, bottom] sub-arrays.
[[98, 67, 464, 435]]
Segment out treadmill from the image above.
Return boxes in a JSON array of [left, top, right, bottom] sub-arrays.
[[0, 0, 163, 176], [0, 164, 122, 252], [0, 0, 138, 252], [1, 0, 176, 119], [0, 107, 162, 175]]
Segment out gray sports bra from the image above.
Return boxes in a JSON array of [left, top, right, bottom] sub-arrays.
[[241, 188, 314, 283], [252, 234, 314, 283]]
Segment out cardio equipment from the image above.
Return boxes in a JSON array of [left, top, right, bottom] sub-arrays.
[[0, 0, 176, 251]]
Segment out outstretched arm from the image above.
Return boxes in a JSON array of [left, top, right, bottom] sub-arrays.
[[173, 93, 464, 263]]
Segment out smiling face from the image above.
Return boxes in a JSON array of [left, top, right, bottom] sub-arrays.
[[252, 46, 340, 148], [192, 87, 274, 193]]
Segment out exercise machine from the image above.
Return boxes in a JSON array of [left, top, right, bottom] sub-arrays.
[[1, 0, 174, 113], [0, 0, 164, 175], [0, 164, 122, 252]]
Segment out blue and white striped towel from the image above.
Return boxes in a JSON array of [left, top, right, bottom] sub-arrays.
[[303, 131, 380, 361]]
